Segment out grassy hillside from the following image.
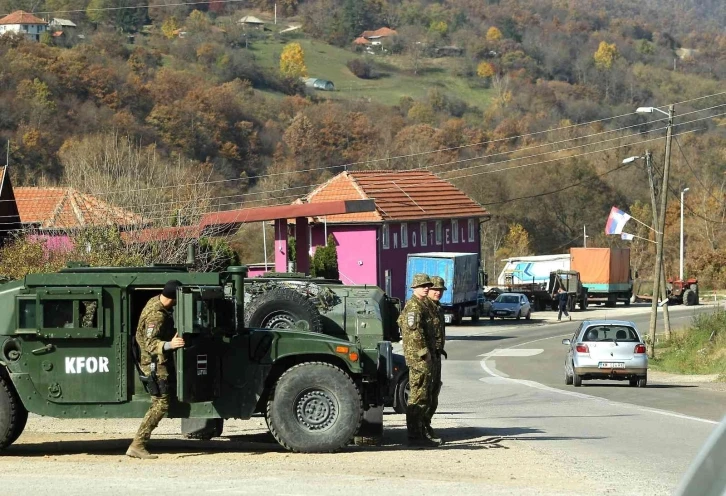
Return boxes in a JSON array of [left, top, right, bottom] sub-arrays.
[[250, 37, 492, 108]]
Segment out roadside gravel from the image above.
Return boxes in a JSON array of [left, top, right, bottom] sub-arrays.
[[1, 413, 642, 496]]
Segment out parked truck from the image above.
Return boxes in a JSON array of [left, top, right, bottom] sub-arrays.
[[405, 252, 488, 325], [497, 254, 571, 286], [570, 247, 633, 307]]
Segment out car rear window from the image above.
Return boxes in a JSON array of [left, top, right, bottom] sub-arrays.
[[580, 326, 639, 342], [497, 295, 519, 304]]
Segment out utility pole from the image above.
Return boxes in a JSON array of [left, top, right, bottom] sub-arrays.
[[645, 150, 671, 341], [648, 104, 675, 357], [583, 225, 587, 247]]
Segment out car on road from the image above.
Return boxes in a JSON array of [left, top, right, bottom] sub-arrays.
[[489, 292, 532, 320], [562, 320, 648, 387]]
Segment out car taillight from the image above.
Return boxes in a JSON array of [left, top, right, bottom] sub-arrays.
[[634, 344, 646, 354], [575, 344, 589, 354]]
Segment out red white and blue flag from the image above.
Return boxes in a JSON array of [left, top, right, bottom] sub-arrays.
[[605, 206, 631, 235]]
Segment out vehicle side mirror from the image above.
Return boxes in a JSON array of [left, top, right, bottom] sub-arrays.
[[562, 339, 571, 346]]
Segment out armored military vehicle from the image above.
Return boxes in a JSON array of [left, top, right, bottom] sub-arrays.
[[0, 262, 400, 453]]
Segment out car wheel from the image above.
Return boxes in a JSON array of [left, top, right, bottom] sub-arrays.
[[573, 374, 583, 387], [637, 376, 647, 388], [516, 311, 521, 320], [525, 310, 531, 320], [629, 377, 638, 387], [393, 373, 409, 415], [565, 367, 573, 385], [489, 315, 494, 321]]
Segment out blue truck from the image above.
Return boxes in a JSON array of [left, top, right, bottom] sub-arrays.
[[405, 252, 489, 325]]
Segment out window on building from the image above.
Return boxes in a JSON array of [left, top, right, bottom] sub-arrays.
[[382, 224, 389, 249], [435, 221, 442, 245], [452, 219, 459, 243], [468, 219, 476, 242], [420, 222, 427, 246], [401, 223, 408, 248]]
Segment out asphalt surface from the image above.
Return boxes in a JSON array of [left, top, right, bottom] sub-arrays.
[[436, 302, 726, 493]]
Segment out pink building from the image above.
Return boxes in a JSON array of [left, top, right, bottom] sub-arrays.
[[275, 171, 490, 301]]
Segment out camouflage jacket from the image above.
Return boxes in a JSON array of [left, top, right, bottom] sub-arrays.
[[397, 296, 435, 367], [426, 298, 445, 352], [136, 296, 175, 377]]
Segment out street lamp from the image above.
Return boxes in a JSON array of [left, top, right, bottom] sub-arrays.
[[680, 187, 690, 280], [638, 104, 676, 357]]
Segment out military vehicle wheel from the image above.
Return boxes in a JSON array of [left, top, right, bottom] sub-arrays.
[[266, 362, 362, 453], [245, 287, 324, 333], [0, 375, 26, 450], [393, 372, 409, 414]]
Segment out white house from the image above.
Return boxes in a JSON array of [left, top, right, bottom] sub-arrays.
[[0, 11, 48, 41], [49, 18, 77, 29]]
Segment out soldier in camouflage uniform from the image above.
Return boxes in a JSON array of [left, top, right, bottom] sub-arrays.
[[425, 276, 448, 443], [81, 301, 97, 328], [397, 273, 440, 448], [126, 280, 185, 460]]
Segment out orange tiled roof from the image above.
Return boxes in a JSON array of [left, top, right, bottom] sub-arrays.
[[14, 187, 142, 230], [0, 10, 47, 25], [305, 171, 489, 223], [121, 225, 202, 244], [353, 36, 371, 45], [361, 27, 397, 38]]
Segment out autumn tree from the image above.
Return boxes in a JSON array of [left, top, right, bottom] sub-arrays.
[[594, 41, 619, 70], [495, 223, 533, 260], [477, 61, 496, 79], [486, 26, 502, 42], [280, 42, 308, 78], [161, 16, 180, 39]]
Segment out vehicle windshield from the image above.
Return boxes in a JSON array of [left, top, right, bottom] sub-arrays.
[[496, 295, 520, 304], [580, 325, 639, 342]]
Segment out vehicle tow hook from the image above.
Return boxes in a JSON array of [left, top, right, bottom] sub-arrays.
[[31, 344, 55, 355]]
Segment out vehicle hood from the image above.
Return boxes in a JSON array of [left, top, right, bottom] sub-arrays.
[[492, 302, 520, 310]]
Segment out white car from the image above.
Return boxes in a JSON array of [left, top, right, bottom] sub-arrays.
[[563, 320, 648, 387]]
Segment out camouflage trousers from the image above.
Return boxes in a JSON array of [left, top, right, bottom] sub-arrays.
[[134, 394, 170, 445], [425, 358, 442, 424], [406, 363, 433, 439]]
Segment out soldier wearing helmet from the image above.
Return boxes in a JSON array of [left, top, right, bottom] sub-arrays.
[[396, 273, 440, 447], [425, 276, 447, 443]]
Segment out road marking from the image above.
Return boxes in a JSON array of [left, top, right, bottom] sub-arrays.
[[479, 334, 720, 426], [479, 349, 544, 357]]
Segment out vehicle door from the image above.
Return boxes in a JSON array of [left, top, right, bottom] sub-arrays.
[[16, 287, 124, 404], [174, 285, 229, 403], [520, 295, 530, 314]]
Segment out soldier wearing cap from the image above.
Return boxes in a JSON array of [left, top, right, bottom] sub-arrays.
[[127, 280, 186, 459], [396, 273, 440, 447], [425, 276, 448, 443]]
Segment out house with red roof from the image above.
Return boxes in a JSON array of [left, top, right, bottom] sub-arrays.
[[0, 11, 48, 41], [275, 170, 490, 301]]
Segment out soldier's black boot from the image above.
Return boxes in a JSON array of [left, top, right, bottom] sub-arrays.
[[424, 422, 443, 445]]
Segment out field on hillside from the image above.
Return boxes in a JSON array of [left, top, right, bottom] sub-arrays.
[[249, 37, 492, 108]]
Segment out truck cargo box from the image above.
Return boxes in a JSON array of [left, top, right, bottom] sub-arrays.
[[570, 247, 630, 292], [405, 252, 479, 306]]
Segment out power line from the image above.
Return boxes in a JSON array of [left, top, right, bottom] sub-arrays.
[[674, 135, 726, 206]]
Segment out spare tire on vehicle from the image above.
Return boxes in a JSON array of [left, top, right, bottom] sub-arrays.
[[244, 286, 324, 333]]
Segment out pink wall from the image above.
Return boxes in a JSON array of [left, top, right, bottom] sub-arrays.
[[28, 234, 74, 255], [247, 265, 274, 278], [379, 219, 481, 301], [310, 225, 378, 285]]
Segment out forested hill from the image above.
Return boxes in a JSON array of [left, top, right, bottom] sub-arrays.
[[0, 0, 724, 284]]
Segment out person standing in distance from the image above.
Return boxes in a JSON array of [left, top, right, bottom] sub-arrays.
[[425, 276, 448, 443], [397, 273, 440, 447], [126, 280, 185, 459], [555, 286, 571, 322]]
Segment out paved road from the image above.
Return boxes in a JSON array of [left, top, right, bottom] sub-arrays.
[[436, 303, 726, 494]]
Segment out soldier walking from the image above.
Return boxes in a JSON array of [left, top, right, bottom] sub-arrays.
[[397, 274, 441, 447], [126, 280, 185, 459], [425, 276, 448, 443]]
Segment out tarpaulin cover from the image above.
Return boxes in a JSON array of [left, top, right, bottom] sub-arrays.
[[570, 248, 630, 284]]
